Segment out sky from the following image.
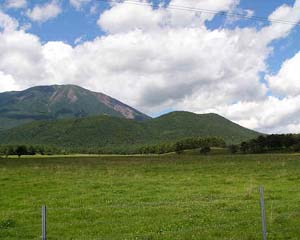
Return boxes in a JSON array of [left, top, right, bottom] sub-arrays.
[[0, 0, 300, 133]]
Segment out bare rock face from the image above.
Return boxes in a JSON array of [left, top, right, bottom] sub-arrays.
[[0, 84, 150, 130]]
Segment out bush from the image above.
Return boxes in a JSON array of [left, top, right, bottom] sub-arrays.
[[15, 145, 28, 158], [200, 146, 211, 155], [175, 142, 184, 154]]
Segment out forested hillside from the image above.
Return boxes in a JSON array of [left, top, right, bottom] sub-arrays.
[[0, 111, 260, 149]]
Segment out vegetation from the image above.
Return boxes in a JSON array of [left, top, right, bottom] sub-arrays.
[[0, 137, 225, 157], [4, 134, 300, 157], [199, 146, 211, 155], [1, 154, 300, 239], [0, 145, 63, 157], [0, 111, 259, 149], [233, 134, 300, 154], [141, 137, 224, 155]]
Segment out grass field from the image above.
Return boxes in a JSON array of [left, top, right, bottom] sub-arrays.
[[1, 154, 300, 240]]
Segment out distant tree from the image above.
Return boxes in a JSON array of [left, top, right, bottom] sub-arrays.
[[37, 146, 45, 155], [292, 142, 300, 152], [61, 149, 68, 155], [282, 134, 296, 148], [28, 146, 36, 155], [248, 139, 263, 153], [240, 142, 249, 154], [2, 146, 15, 158], [228, 145, 238, 154], [175, 142, 184, 154], [256, 136, 267, 151], [15, 146, 27, 158], [0, 146, 4, 158], [266, 135, 282, 150], [200, 146, 211, 155]]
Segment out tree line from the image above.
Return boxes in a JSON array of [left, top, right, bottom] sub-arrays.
[[0, 137, 226, 157], [138, 137, 225, 154], [5, 134, 300, 157], [0, 145, 64, 158], [230, 134, 300, 154]]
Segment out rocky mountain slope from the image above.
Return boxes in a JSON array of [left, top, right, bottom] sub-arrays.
[[0, 85, 150, 130]]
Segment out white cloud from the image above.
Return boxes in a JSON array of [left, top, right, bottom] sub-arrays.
[[0, 71, 19, 92], [74, 35, 86, 45], [215, 95, 300, 133], [26, 1, 61, 23], [260, 1, 300, 42], [245, 9, 254, 17], [0, 30, 45, 86], [207, 96, 300, 133], [0, 12, 45, 87], [4, 0, 26, 9], [267, 52, 300, 96], [98, 3, 166, 33], [0, 1, 300, 134], [168, 0, 239, 25], [69, 0, 91, 10], [0, 10, 19, 32], [98, 0, 239, 33], [90, 4, 98, 14], [20, 22, 32, 31], [224, 8, 254, 25]]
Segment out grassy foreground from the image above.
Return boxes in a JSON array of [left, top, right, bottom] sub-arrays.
[[1, 154, 300, 240]]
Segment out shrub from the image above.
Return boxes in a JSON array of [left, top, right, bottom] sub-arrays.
[[200, 146, 211, 155]]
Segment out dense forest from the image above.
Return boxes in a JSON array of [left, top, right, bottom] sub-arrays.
[[231, 134, 300, 154], [0, 112, 259, 147]]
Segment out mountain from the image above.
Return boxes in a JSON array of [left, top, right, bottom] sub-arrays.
[[0, 85, 150, 130], [0, 111, 260, 147]]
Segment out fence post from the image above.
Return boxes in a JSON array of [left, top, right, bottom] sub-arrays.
[[42, 205, 47, 240], [259, 187, 267, 240]]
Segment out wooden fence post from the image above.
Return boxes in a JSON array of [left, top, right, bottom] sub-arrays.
[[259, 187, 267, 240], [42, 205, 47, 240]]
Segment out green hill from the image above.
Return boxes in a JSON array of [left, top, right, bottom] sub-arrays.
[[0, 85, 150, 130], [0, 111, 260, 148]]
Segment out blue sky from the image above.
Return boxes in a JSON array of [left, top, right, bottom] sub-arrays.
[[4, 0, 106, 43], [0, 0, 300, 133]]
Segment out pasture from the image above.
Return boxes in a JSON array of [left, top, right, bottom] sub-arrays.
[[1, 154, 300, 239]]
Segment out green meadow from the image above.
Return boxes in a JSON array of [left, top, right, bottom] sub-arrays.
[[1, 154, 300, 240]]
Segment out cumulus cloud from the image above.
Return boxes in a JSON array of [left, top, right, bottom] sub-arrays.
[[4, 0, 26, 9], [0, 30, 44, 84], [0, 10, 19, 31], [207, 96, 300, 133], [98, 3, 166, 33], [267, 52, 300, 96], [0, 1, 300, 133], [26, 1, 61, 23], [260, 1, 300, 43], [98, 0, 239, 33], [0, 71, 19, 92]]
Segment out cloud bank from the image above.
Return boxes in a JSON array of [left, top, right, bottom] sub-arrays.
[[0, 0, 300, 133]]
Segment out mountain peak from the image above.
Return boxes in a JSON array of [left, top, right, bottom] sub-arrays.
[[0, 84, 150, 130]]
